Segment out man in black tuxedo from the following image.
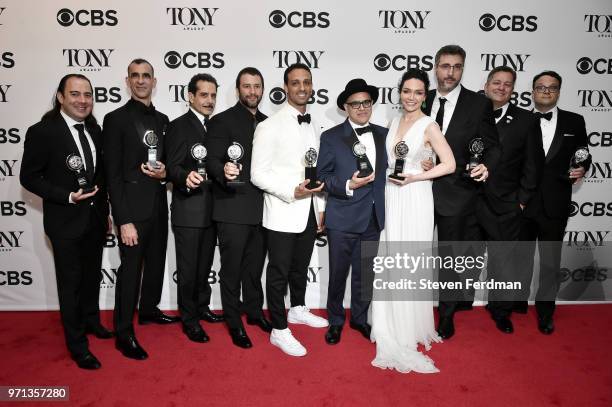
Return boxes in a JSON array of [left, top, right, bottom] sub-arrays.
[[20, 74, 111, 369], [103, 58, 179, 360], [521, 70, 591, 335], [165, 73, 224, 344], [480, 66, 545, 333], [206, 67, 271, 349], [422, 44, 500, 339]]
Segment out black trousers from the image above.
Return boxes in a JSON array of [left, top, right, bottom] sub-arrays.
[[476, 199, 523, 319], [520, 214, 567, 319], [49, 210, 105, 357], [326, 209, 380, 326], [218, 222, 266, 330], [173, 224, 216, 327], [265, 206, 317, 330], [436, 208, 483, 318], [114, 197, 168, 337]]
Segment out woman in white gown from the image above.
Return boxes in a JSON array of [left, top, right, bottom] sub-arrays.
[[371, 68, 456, 373]]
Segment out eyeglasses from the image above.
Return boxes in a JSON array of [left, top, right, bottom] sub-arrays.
[[346, 99, 373, 109], [437, 63, 463, 72], [534, 86, 560, 94]]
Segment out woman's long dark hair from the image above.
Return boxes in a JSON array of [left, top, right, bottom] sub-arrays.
[[41, 73, 98, 127]]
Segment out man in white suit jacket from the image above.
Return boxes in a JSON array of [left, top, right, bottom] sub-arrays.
[[251, 63, 327, 357]]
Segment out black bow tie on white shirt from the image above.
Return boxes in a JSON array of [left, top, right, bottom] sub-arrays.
[[297, 114, 311, 124], [535, 111, 553, 121], [355, 125, 373, 135], [493, 108, 503, 119]]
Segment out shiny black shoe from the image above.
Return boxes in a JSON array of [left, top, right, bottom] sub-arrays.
[[512, 301, 529, 314], [138, 308, 181, 325], [537, 316, 555, 335], [183, 324, 209, 343], [85, 323, 114, 339], [201, 309, 225, 323], [325, 325, 343, 345], [349, 321, 371, 340], [72, 351, 101, 370], [437, 316, 455, 339], [455, 301, 473, 312], [115, 335, 148, 360], [494, 317, 514, 334], [229, 327, 252, 349], [246, 316, 273, 333]]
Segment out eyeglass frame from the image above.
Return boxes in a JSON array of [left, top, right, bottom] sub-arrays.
[[345, 99, 373, 110], [534, 85, 560, 94]]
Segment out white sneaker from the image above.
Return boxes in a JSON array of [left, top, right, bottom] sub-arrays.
[[287, 305, 329, 328], [270, 328, 307, 357]]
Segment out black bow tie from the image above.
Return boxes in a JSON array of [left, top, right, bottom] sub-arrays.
[[297, 114, 311, 125], [535, 111, 553, 121], [493, 108, 503, 119], [355, 125, 373, 135]]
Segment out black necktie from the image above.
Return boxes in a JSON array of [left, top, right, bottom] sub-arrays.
[[74, 124, 94, 181], [297, 113, 311, 125], [355, 125, 373, 135], [252, 114, 258, 131], [535, 111, 553, 121], [202, 118, 208, 133], [494, 108, 503, 119], [435, 97, 447, 132]]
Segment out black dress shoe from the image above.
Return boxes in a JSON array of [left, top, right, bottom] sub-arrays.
[[183, 324, 209, 343], [349, 321, 371, 340], [325, 325, 343, 345], [246, 316, 273, 333], [494, 317, 514, 334], [455, 301, 473, 312], [437, 316, 455, 339], [72, 351, 101, 370], [115, 335, 148, 360], [138, 308, 181, 325], [512, 301, 529, 314], [537, 316, 555, 335], [229, 328, 252, 349], [85, 323, 114, 339], [201, 309, 225, 323]]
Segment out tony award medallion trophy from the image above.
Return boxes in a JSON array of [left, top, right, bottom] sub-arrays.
[[66, 153, 94, 193], [463, 137, 484, 179], [352, 141, 373, 178], [568, 146, 590, 184], [191, 143, 211, 185], [388, 141, 409, 181], [143, 130, 160, 169], [227, 141, 245, 187], [304, 147, 320, 189]]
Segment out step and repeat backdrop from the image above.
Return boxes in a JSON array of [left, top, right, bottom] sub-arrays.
[[1, 0, 611, 310]]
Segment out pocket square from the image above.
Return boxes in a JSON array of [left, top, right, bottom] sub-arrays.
[[563, 133, 575, 137]]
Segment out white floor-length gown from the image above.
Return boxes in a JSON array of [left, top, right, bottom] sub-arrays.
[[371, 115, 441, 374]]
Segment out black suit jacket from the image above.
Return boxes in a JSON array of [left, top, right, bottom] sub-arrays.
[[165, 109, 212, 228], [102, 99, 169, 226], [205, 102, 267, 225], [524, 108, 591, 220], [20, 114, 108, 239], [483, 104, 545, 215], [424, 86, 501, 216]]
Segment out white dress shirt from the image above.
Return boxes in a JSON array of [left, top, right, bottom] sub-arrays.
[[61, 110, 96, 170], [190, 107, 208, 130], [494, 103, 510, 124], [535, 106, 558, 156], [429, 84, 461, 135]]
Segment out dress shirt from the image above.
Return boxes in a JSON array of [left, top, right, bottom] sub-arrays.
[[535, 106, 558, 156], [430, 84, 461, 135], [494, 103, 510, 124], [61, 110, 96, 203], [345, 119, 376, 196]]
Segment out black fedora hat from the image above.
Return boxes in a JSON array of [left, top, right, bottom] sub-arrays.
[[336, 78, 379, 111]]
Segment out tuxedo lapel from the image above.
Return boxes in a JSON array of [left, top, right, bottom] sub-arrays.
[[546, 109, 565, 163], [186, 110, 206, 143], [56, 116, 80, 160], [496, 104, 515, 143]]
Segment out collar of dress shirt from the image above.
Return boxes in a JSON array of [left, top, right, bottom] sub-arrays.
[[496, 103, 510, 122], [534, 105, 558, 117], [286, 103, 309, 120], [348, 118, 371, 132], [189, 107, 208, 125], [127, 97, 156, 114], [435, 84, 461, 106], [60, 110, 84, 130], [237, 102, 264, 122]]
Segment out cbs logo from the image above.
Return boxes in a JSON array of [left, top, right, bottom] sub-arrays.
[[56, 8, 118, 27], [269, 10, 330, 28], [478, 13, 537, 32]]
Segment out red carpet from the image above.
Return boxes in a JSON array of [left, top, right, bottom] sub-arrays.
[[0, 305, 611, 407]]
